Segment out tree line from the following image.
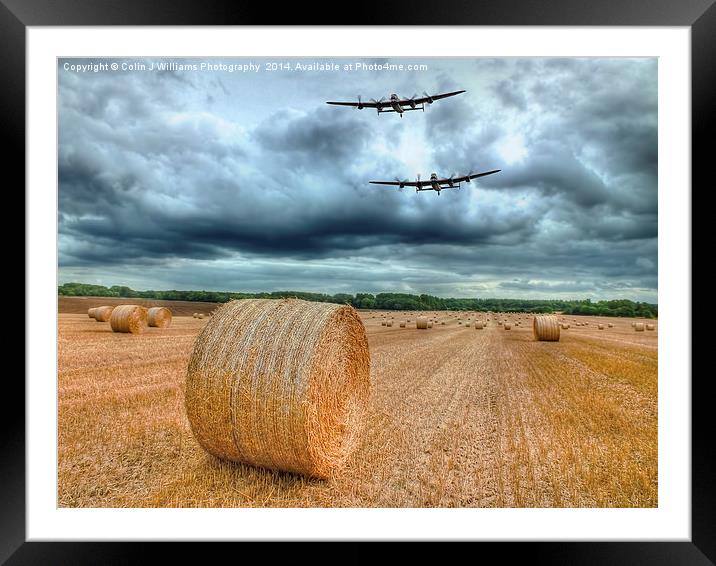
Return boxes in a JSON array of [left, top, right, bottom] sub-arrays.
[[58, 282, 657, 318]]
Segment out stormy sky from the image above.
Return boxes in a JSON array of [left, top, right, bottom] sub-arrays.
[[58, 57, 657, 301]]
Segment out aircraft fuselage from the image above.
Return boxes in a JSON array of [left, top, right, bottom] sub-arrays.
[[390, 94, 403, 114]]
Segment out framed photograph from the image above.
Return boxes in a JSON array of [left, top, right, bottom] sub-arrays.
[[12, 0, 710, 562]]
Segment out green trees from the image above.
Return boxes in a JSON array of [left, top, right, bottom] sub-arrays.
[[58, 282, 658, 318]]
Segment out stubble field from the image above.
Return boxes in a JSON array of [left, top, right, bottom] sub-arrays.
[[58, 298, 657, 508]]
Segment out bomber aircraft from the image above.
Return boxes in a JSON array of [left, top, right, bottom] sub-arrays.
[[369, 169, 501, 194], [326, 90, 465, 117]]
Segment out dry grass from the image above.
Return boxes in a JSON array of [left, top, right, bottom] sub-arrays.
[[533, 315, 560, 342], [185, 299, 370, 479], [148, 307, 172, 328], [58, 308, 657, 508], [110, 305, 148, 334]]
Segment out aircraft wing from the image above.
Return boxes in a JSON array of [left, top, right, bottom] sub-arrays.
[[438, 169, 501, 184], [369, 180, 421, 187], [399, 90, 466, 106], [326, 100, 383, 108]]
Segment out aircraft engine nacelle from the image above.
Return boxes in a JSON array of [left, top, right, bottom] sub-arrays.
[[399, 182, 405, 189], [409, 101, 417, 109]]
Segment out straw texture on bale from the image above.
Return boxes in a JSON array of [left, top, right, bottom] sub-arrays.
[[533, 315, 560, 341], [635, 323, 645, 331], [109, 305, 148, 334], [416, 317, 428, 329], [93, 306, 114, 322], [185, 298, 370, 479], [147, 307, 172, 328]]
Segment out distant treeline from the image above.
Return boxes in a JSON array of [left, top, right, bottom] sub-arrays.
[[59, 282, 658, 318]]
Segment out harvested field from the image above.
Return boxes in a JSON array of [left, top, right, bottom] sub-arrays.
[[58, 303, 657, 508]]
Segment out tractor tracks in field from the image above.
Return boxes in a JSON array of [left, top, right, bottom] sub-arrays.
[[352, 327, 503, 506]]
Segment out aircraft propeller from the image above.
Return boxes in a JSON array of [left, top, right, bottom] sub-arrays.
[[423, 91, 435, 104], [407, 93, 419, 109], [394, 177, 409, 191], [356, 95, 364, 110]]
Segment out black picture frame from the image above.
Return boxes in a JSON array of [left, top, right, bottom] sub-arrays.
[[9, 0, 710, 563]]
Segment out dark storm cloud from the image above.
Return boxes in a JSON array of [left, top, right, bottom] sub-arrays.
[[58, 57, 658, 300]]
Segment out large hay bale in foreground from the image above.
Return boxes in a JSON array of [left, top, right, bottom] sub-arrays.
[[148, 307, 172, 328], [109, 305, 148, 334], [416, 317, 428, 329], [533, 315, 560, 341], [93, 306, 115, 322], [185, 298, 370, 479], [635, 322, 645, 331]]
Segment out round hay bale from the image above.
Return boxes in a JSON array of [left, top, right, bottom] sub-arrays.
[[646, 323, 655, 331], [504, 323, 512, 330], [561, 323, 570, 330], [197, 313, 205, 319], [427, 322, 433, 328], [608, 323, 614, 328], [185, 298, 370, 479], [93, 306, 114, 322], [399, 321, 406, 328], [381, 321, 386, 326], [475, 321, 484, 329], [386, 320, 393, 327], [87, 307, 97, 319], [635, 322, 645, 331], [148, 307, 172, 328], [533, 315, 560, 341], [631, 322, 636, 327], [598, 324, 605, 330], [416, 317, 428, 329], [109, 305, 148, 334]]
